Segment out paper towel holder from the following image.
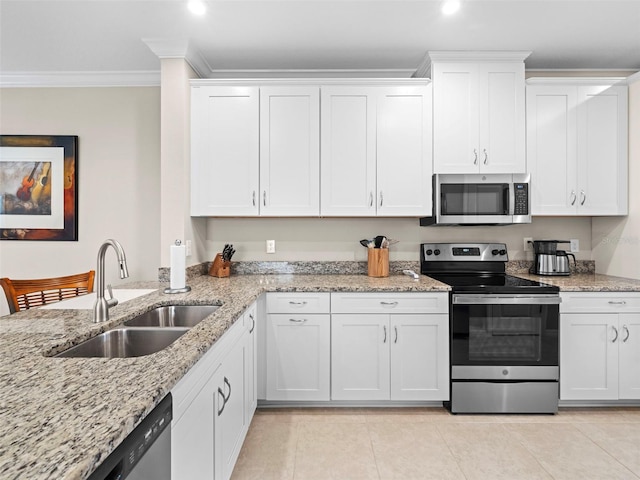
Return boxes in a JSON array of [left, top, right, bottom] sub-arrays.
[[164, 239, 192, 294]]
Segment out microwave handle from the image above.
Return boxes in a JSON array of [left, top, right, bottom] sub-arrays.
[[507, 183, 514, 215]]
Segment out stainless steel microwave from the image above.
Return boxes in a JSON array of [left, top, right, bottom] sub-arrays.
[[420, 173, 531, 226]]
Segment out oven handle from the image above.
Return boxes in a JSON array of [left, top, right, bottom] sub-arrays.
[[452, 294, 562, 305]]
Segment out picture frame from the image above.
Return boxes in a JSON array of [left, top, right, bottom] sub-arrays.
[[0, 135, 78, 241]]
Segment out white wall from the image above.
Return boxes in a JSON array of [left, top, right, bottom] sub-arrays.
[[0, 87, 161, 315], [592, 74, 640, 279], [204, 216, 592, 263]]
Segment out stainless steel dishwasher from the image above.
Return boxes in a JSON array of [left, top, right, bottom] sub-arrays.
[[88, 393, 172, 480]]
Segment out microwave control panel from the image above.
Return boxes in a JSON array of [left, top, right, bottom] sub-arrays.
[[513, 183, 529, 215]]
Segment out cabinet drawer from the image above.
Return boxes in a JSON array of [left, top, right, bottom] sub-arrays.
[[266, 292, 330, 314], [560, 293, 640, 313], [331, 292, 448, 314]]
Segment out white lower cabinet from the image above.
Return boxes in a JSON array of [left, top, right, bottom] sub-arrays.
[[172, 303, 257, 480], [331, 293, 449, 401], [265, 293, 331, 401], [560, 293, 640, 401]]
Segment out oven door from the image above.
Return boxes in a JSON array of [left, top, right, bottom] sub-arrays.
[[450, 294, 560, 375]]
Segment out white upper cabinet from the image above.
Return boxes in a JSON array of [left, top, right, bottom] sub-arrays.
[[527, 79, 628, 216], [191, 86, 259, 216], [320, 84, 432, 216], [431, 52, 528, 174], [260, 87, 320, 216]]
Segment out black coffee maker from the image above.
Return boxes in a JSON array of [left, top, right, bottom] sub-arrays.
[[529, 240, 576, 276]]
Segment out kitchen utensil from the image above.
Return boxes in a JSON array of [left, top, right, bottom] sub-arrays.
[[374, 235, 386, 248], [359, 239, 372, 248], [403, 269, 419, 280]]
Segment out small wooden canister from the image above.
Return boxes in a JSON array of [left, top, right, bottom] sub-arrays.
[[367, 248, 389, 277], [209, 253, 231, 278]]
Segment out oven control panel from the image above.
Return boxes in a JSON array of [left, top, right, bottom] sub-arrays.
[[421, 243, 508, 262]]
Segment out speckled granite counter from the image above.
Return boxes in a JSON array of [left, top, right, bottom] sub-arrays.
[[512, 272, 640, 292], [0, 273, 448, 480]]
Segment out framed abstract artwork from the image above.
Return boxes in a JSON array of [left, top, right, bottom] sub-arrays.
[[0, 135, 78, 241]]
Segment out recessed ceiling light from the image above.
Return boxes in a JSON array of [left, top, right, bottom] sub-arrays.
[[188, 0, 206, 16], [441, 0, 461, 15]]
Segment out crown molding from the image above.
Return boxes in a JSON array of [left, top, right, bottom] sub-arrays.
[[428, 51, 532, 63], [191, 77, 431, 87], [526, 77, 628, 86], [201, 68, 417, 79], [628, 71, 640, 85], [142, 38, 209, 78], [0, 71, 160, 88]]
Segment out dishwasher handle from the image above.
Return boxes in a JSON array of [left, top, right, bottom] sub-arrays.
[[453, 294, 562, 305]]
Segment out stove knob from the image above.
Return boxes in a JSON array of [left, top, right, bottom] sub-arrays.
[[492, 249, 499, 255], [434, 249, 441, 256], [500, 249, 507, 255], [426, 249, 433, 256]]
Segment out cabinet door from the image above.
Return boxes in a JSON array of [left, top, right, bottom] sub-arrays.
[[331, 314, 390, 401], [479, 62, 525, 173], [172, 369, 217, 480], [376, 86, 432, 216], [560, 313, 619, 400], [259, 87, 320, 216], [320, 87, 377, 216], [244, 303, 258, 423], [214, 335, 247, 480], [526, 85, 578, 215], [390, 314, 449, 401], [619, 313, 640, 400], [191, 86, 259, 216], [577, 85, 628, 215], [266, 314, 330, 401], [432, 63, 480, 173]]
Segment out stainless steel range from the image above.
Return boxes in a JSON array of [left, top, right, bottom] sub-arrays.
[[421, 243, 561, 414]]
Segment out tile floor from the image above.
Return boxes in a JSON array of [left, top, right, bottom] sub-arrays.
[[231, 407, 640, 480]]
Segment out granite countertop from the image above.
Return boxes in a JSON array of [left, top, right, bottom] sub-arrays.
[[0, 273, 448, 480], [513, 272, 640, 292], [2, 270, 640, 480]]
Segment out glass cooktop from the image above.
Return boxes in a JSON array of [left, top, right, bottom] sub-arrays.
[[425, 273, 560, 294]]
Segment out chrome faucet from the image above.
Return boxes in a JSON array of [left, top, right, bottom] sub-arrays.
[[93, 239, 129, 323]]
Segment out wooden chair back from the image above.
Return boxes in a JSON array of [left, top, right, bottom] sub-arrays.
[[0, 271, 95, 314]]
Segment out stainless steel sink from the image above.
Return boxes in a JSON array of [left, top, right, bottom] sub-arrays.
[[55, 327, 189, 358], [124, 305, 220, 328]]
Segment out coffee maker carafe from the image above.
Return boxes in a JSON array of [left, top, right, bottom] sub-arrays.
[[529, 240, 575, 276]]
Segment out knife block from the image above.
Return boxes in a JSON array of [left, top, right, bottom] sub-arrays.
[[209, 253, 231, 278], [367, 248, 389, 278]]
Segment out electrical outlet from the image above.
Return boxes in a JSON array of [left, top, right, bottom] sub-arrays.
[[185, 240, 192, 257], [524, 237, 533, 252], [570, 239, 579, 253], [266, 239, 276, 254]]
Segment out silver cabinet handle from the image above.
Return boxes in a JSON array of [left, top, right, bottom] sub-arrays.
[[473, 149, 478, 165], [570, 190, 576, 205], [289, 318, 307, 323], [612, 326, 619, 343], [580, 190, 586, 206], [252, 191, 256, 207], [217, 386, 226, 416], [394, 326, 398, 344], [369, 192, 373, 207], [380, 301, 399, 307], [263, 190, 266, 206], [483, 149, 488, 165], [608, 301, 627, 305], [379, 191, 384, 207], [249, 313, 255, 333], [289, 301, 307, 306], [623, 325, 630, 343], [383, 325, 387, 343]]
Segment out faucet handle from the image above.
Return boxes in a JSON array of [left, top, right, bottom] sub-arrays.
[[106, 284, 119, 308]]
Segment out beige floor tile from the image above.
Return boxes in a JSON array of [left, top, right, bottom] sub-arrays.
[[294, 422, 380, 479], [575, 422, 640, 476], [438, 423, 553, 480], [364, 407, 452, 423], [255, 407, 368, 424], [368, 422, 465, 479], [507, 423, 638, 480]]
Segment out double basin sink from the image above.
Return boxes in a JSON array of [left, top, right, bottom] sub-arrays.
[[56, 305, 220, 358]]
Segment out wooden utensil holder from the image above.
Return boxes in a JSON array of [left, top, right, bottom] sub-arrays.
[[209, 253, 231, 278], [367, 248, 389, 278]]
